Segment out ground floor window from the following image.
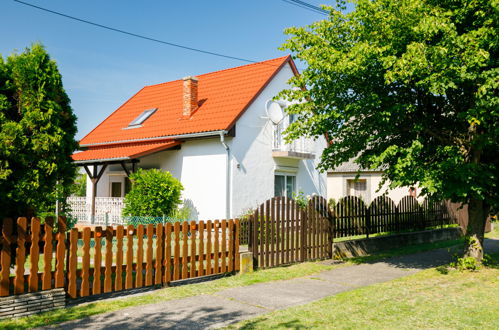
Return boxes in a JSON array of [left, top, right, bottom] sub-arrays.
[[275, 174, 296, 198], [347, 178, 367, 201]]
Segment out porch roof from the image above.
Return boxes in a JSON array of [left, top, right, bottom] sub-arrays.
[[72, 139, 181, 163]]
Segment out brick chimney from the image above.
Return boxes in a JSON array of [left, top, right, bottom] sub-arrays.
[[183, 76, 198, 117]]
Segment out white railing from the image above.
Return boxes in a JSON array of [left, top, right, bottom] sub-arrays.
[[272, 124, 314, 154], [66, 196, 125, 225]]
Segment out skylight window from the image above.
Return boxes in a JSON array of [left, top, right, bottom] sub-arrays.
[[128, 108, 157, 127]]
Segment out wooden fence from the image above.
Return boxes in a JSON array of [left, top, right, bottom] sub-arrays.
[[0, 218, 239, 299], [249, 195, 454, 269], [249, 196, 331, 269], [332, 196, 451, 238]]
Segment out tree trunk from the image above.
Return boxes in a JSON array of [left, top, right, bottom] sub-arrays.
[[464, 198, 489, 261]]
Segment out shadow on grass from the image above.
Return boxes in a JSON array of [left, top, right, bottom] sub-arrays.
[[346, 238, 499, 272], [239, 318, 307, 330]]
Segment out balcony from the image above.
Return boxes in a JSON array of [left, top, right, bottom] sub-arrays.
[[272, 124, 315, 159]]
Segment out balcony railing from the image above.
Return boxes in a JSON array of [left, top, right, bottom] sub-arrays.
[[272, 124, 315, 156]]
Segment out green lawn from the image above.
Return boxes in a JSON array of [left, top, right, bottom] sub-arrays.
[[231, 252, 499, 329]]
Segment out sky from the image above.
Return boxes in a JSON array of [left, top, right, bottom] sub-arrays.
[[0, 0, 341, 140]]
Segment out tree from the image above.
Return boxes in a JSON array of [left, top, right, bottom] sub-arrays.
[[279, 0, 497, 262], [0, 43, 78, 217], [71, 174, 87, 197], [122, 169, 183, 217]]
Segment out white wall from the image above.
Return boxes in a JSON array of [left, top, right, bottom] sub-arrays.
[[230, 63, 327, 218], [327, 172, 420, 206], [136, 139, 227, 220]]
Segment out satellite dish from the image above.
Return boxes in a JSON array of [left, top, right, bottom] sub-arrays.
[[265, 100, 284, 124]]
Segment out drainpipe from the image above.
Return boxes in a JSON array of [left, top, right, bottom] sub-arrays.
[[219, 132, 231, 219]]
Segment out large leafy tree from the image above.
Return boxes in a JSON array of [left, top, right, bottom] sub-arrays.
[[0, 43, 78, 217], [280, 0, 497, 261]]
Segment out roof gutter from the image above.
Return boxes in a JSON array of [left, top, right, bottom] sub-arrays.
[[74, 157, 131, 164], [79, 130, 228, 148]]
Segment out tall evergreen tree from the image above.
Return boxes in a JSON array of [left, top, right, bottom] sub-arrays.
[[0, 43, 78, 217]]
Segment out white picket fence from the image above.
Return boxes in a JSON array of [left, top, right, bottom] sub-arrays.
[[66, 196, 125, 225]]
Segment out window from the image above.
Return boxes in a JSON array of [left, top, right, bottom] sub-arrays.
[[111, 182, 122, 197], [128, 108, 157, 127], [347, 179, 367, 201], [275, 174, 296, 198]]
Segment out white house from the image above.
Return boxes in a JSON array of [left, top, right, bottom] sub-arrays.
[[72, 56, 327, 221], [327, 159, 418, 205]]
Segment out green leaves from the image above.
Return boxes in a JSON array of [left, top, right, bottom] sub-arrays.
[[0, 43, 78, 217], [122, 169, 183, 217], [279, 0, 498, 212]]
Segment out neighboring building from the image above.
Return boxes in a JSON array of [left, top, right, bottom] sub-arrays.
[[327, 159, 417, 204], [72, 56, 327, 220]]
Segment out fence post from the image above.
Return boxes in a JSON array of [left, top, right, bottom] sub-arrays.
[[327, 210, 334, 259], [365, 207, 370, 239], [300, 209, 307, 262]]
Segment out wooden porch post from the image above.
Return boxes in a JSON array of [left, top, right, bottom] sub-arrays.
[[83, 164, 108, 223]]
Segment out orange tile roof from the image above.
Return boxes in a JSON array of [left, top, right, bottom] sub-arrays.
[[79, 56, 297, 146], [72, 140, 181, 162]]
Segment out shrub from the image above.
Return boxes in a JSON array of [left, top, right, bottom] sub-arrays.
[[122, 169, 183, 217]]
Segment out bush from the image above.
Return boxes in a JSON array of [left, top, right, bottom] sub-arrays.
[[122, 169, 183, 217]]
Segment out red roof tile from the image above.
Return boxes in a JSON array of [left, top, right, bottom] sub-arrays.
[[72, 140, 181, 162], [79, 56, 296, 146]]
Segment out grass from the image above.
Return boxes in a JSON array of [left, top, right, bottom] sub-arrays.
[[231, 251, 499, 329], [485, 222, 498, 239], [0, 261, 339, 329]]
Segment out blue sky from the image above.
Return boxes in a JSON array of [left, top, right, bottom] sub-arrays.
[[1, 0, 339, 140]]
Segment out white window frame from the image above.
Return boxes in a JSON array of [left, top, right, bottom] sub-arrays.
[[274, 173, 297, 199]]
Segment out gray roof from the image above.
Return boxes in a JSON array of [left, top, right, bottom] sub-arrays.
[[329, 158, 383, 173]]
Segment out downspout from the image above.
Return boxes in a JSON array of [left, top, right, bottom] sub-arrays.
[[219, 132, 231, 219]]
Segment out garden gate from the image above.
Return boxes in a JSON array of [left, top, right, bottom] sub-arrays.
[[249, 196, 332, 269]]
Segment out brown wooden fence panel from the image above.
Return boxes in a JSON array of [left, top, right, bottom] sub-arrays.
[[104, 226, 113, 293], [28, 217, 40, 292], [42, 217, 54, 291], [93, 226, 102, 295], [136, 225, 144, 288], [81, 227, 91, 297], [146, 224, 153, 286], [14, 217, 27, 294], [155, 223, 163, 285], [250, 197, 331, 269], [190, 221, 197, 278], [115, 225, 124, 291], [165, 223, 173, 283], [198, 221, 205, 277], [0, 218, 239, 299], [68, 228, 78, 299]]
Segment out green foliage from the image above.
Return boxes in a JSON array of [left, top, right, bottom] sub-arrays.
[[122, 169, 183, 217], [171, 201, 192, 221], [0, 43, 78, 217], [451, 256, 480, 271], [124, 216, 182, 226], [292, 190, 308, 209], [279, 0, 498, 213], [71, 174, 87, 197]]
